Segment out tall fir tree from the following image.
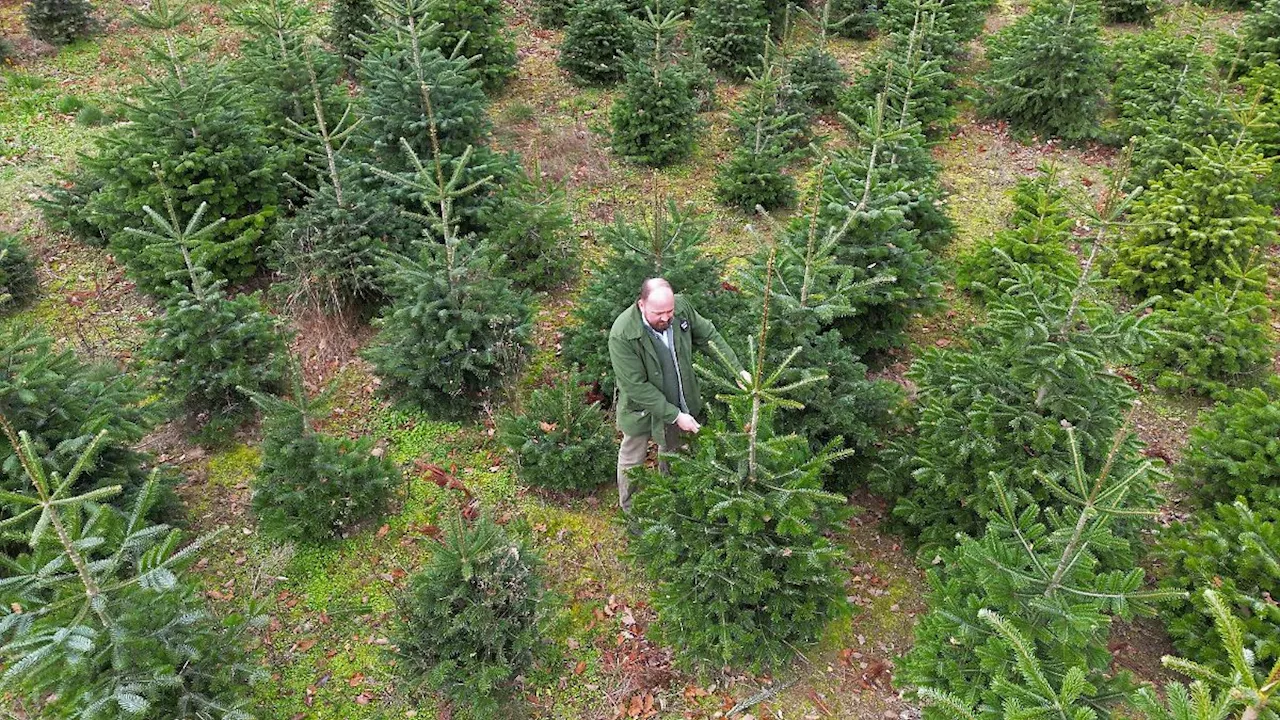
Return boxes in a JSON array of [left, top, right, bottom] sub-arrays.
[[630, 247, 852, 669], [364, 112, 533, 418], [611, 9, 702, 166], [979, 0, 1107, 140]]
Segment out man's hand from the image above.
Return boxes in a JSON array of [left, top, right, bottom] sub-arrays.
[[736, 369, 752, 389], [675, 412, 701, 433]]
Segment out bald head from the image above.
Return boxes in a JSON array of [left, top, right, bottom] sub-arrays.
[[638, 278, 675, 331]]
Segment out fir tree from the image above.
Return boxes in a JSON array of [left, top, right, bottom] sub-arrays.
[[534, 0, 577, 26], [1243, 63, 1280, 166], [692, 0, 768, 79], [901, 423, 1177, 718], [245, 362, 399, 543], [824, 0, 883, 39], [1222, 0, 1280, 79], [269, 23, 418, 311], [1110, 138, 1277, 300], [558, 0, 636, 86], [358, 0, 491, 168], [559, 199, 742, 400], [1109, 29, 1209, 139], [730, 48, 814, 154], [396, 512, 549, 718], [880, 0, 989, 60], [0, 329, 158, 512], [0, 421, 261, 719], [979, 0, 1107, 140], [497, 374, 615, 492], [1100, 0, 1156, 23], [137, 201, 289, 437], [788, 45, 848, 109], [1177, 377, 1280, 509], [1145, 255, 1275, 399], [849, 1, 959, 134], [1156, 501, 1280, 676], [611, 11, 701, 166], [811, 103, 944, 353], [418, 0, 517, 91], [484, 164, 579, 291], [330, 0, 376, 69], [23, 0, 96, 45], [630, 252, 852, 669], [364, 130, 533, 419], [0, 232, 37, 313], [715, 58, 804, 212], [68, 10, 282, 295], [229, 0, 348, 193], [956, 167, 1076, 302]]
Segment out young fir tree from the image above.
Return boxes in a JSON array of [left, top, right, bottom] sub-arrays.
[[0, 422, 262, 719], [1109, 29, 1209, 139], [23, 0, 96, 45], [979, 0, 1107, 140], [1110, 138, 1277, 300], [630, 247, 852, 670], [692, 0, 768, 79], [534, 0, 576, 26], [0, 329, 158, 510], [715, 56, 805, 212], [1243, 63, 1280, 168], [330, 0, 376, 70], [364, 116, 534, 419], [1145, 254, 1276, 399], [811, 102, 944, 354], [731, 48, 814, 154], [559, 199, 742, 400], [879, 0, 988, 63], [66, 5, 282, 295], [229, 0, 348, 193], [824, 0, 883, 39], [245, 362, 399, 543], [1176, 376, 1280, 509], [611, 10, 702, 166], [956, 167, 1076, 302], [497, 374, 615, 492], [137, 201, 289, 437], [871, 166, 1161, 548], [1221, 0, 1280, 79], [0, 232, 37, 313], [722, 180, 905, 487], [788, 45, 848, 110], [419, 0, 516, 91], [358, 0, 491, 169], [558, 0, 636, 85], [396, 512, 549, 718], [1156, 501, 1280, 676], [900, 423, 1178, 719], [269, 22, 418, 311], [1100, 0, 1156, 24], [848, 2, 958, 134], [483, 164, 579, 291]]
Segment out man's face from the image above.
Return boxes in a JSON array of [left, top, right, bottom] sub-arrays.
[[639, 289, 676, 332]]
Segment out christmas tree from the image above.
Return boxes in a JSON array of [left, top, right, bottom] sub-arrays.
[[497, 374, 615, 491], [330, 0, 376, 70], [418, 0, 516, 91], [715, 56, 805, 211], [23, 0, 96, 45], [558, 0, 636, 85], [979, 0, 1107, 140], [630, 248, 852, 669], [692, 0, 769, 79], [0, 232, 37, 313], [611, 9, 702, 166]]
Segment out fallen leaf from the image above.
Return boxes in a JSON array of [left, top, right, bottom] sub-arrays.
[[574, 660, 587, 675]]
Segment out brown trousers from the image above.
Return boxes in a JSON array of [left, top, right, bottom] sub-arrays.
[[616, 423, 683, 512]]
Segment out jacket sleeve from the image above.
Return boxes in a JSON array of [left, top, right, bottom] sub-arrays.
[[609, 334, 682, 424], [688, 303, 742, 372]]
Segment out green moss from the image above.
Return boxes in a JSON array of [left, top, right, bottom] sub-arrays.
[[208, 444, 261, 488]]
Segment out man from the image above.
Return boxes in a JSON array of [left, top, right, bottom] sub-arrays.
[[608, 278, 745, 511]]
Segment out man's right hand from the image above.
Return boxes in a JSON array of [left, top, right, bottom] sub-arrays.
[[675, 413, 701, 433]]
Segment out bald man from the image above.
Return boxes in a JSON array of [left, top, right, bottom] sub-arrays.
[[608, 278, 744, 512]]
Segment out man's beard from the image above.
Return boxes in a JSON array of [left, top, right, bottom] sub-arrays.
[[650, 318, 671, 331]]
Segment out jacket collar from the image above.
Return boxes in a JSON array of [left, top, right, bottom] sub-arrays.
[[618, 297, 684, 341]]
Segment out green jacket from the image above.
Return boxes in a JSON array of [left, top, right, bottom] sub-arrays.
[[608, 294, 740, 438]]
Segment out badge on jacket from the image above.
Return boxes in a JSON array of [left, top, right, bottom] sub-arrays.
[[679, 319, 689, 331]]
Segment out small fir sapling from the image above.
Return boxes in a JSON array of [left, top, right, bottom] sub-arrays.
[[1100, 0, 1157, 24], [496, 374, 614, 492], [419, 0, 517, 91], [848, 3, 958, 134], [715, 58, 805, 212], [788, 45, 848, 109], [1218, 0, 1280, 79], [692, 0, 769, 79], [23, 0, 97, 45], [484, 164, 579, 291], [1176, 376, 1280, 509], [245, 362, 399, 543], [610, 10, 701, 166], [395, 512, 550, 718], [1108, 30, 1208, 138], [824, 0, 883, 38], [0, 233, 38, 312]]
